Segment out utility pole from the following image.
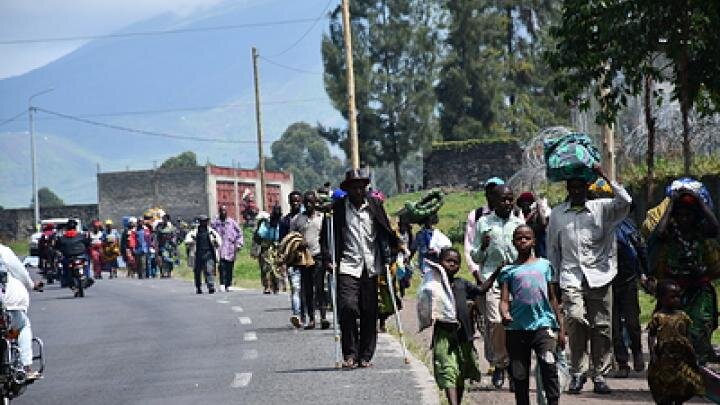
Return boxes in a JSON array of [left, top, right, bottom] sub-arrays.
[[341, 0, 360, 170], [252, 47, 267, 211], [29, 106, 39, 229], [599, 69, 616, 182], [233, 159, 239, 222], [28, 88, 54, 230]]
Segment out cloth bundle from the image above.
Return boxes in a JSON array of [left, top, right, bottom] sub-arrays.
[[416, 259, 457, 332], [277, 231, 314, 266], [544, 133, 601, 182]]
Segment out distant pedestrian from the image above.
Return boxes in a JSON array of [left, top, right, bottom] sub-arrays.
[[254, 207, 282, 294], [212, 206, 244, 292], [611, 214, 648, 377], [516, 192, 549, 258], [322, 169, 399, 369], [499, 225, 565, 405], [280, 191, 303, 326], [290, 191, 327, 330], [471, 184, 524, 389], [185, 215, 221, 294], [547, 165, 632, 395], [464, 177, 504, 284]]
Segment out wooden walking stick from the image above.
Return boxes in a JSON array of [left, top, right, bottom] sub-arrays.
[[385, 264, 410, 364], [328, 214, 342, 368]]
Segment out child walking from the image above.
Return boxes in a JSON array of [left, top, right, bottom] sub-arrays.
[[429, 247, 501, 405], [647, 279, 705, 405], [499, 225, 565, 405]]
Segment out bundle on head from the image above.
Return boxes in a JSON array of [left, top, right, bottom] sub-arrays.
[[397, 188, 444, 225]]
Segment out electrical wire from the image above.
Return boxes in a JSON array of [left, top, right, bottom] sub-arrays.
[[258, 56, 323, 75], [0, 110, 27, 128], [0, 98, 327, 123], [34, 108, 269, 144], [0, 17, 319, 45], [269, 0, 333, 57]]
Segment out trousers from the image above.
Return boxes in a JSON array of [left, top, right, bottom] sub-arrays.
[[562, 282, 613, 379], [337, 269, 378, 362]]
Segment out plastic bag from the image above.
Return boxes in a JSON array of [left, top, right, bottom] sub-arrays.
[[416, 260, 456, 332]]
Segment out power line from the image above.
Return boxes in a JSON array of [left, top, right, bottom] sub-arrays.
[[259, 55, 323, 75], [269, 0, 333, 57], [0, 17, 319, 45], [34, 108, 271, 144], [0, 110, 27, 128], [0, 98, 327, 123]]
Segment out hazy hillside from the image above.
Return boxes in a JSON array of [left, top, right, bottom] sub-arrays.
[[0, 0, 341, 207]]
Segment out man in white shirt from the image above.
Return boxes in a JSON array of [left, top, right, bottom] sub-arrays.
[[0, 244, 43, 378], [547, 165, 632, 395]]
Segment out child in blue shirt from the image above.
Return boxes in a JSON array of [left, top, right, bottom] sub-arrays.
[[499, 224, 565, 405]]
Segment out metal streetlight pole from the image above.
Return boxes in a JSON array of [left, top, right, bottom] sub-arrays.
[[28, 88, 54, 230]]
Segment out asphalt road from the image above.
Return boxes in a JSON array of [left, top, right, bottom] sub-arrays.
[[17, 272, 437, 405]]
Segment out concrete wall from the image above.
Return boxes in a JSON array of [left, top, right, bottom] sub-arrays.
[[423, 141, 523, 189], [0, 204, 98, 242], [98, 166, 208, 226]]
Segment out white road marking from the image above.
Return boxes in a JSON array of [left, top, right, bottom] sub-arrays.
[[242, 349, 258, 360], [243, 332, 257, 341], [216, 299, 230, 304], [238, 317, 252, 325], [230, 372, 252, 388], [231, 306, 244, 312]]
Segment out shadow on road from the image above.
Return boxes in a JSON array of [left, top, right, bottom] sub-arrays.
[[263, 307, 291, 313], [276, 367, 340, 374]]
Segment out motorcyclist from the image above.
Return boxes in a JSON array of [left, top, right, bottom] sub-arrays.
[[0, 243, 43, 379], [37, 223, 56, 278], [56, 219, 92, 291]]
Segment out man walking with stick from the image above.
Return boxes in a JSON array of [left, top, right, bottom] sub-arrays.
[[322, 169, 399, 369]]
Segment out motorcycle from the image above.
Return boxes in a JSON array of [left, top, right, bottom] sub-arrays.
[[42, 251, 61, 286], [0, 272, 45, 404], [69, 257, 88, 298]]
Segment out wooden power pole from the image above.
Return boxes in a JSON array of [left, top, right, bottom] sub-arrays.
[[599, 70, 617, 182], [252, 47, 267, 211], [341, 0, 360, 170]]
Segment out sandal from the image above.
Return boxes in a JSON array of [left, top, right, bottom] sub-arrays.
[[342, 358, 357, 369], [359, 360, 373, 368]]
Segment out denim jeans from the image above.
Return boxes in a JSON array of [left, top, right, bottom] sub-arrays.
[[288, 266, 302, 317], [8, 310, 32, 366]]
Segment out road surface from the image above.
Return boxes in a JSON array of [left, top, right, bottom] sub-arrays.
[[17, 273, 436, 405]]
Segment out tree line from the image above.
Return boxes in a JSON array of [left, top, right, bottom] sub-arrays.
[[317, 0, 720, 192]]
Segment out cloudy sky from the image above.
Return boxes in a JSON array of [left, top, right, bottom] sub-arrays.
[[0, 0, 236, 79]]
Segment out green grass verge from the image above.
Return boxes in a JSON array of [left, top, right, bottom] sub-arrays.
[[7, 240, 30, 257]]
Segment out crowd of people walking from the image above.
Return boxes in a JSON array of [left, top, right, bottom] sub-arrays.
[[27, 162, 720, 405]]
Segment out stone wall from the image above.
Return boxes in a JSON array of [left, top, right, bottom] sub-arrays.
[[423, 141, 523, 189], [0, 204, 98, 242], [98, 166, 208, 226]]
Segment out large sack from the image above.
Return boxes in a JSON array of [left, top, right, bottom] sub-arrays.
[[417, 259, 457, 332], [544, 133, 600, 182]]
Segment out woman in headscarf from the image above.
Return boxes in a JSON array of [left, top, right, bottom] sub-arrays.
[[650, 181, 720, 364]]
